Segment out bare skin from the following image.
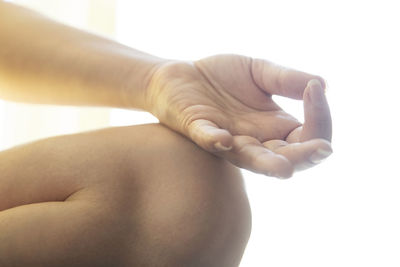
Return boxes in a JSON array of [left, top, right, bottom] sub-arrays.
[[0, 1, 332, 178], [0, 124, 252, 267], [0, 1, 332, 265], [148, 60, 332, 177]]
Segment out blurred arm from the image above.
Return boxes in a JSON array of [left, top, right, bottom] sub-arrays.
[[0, 1, 166, 109]]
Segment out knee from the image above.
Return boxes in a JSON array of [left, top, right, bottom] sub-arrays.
[[119, 124, 252, 266]]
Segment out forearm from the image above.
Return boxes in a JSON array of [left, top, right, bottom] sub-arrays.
[[0, 1, 166, 109]]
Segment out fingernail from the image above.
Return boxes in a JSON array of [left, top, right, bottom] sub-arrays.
[[275, 174, 291, 179], [309, 148, 333, 164], [214, 142, 232, 151], [315, 76, 327, 90], [273, 171, 293, 179]]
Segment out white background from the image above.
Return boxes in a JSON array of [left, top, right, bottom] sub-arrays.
[[115, 1, 400, 266], [2, 0, 400, 266]]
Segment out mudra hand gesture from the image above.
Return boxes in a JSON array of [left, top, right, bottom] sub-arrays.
[[0, 2, 331, 179], [146, 54, 332, 178]]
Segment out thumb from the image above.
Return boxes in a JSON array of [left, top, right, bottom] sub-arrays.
[[301, 79, 332, 142], [187, 119, 234, 152]]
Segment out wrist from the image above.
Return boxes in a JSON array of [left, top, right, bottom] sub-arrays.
[[120, 56, 171, 111], [136, 59, 185, 113]]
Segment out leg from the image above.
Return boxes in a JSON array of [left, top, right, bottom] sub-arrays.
[[0, 124, 251, 266]]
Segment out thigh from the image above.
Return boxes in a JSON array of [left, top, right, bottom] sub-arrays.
[[0, 124, 251, 267], [0, 200, 129, 267]]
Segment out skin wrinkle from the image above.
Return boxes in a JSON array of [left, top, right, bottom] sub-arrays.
[[182, 105, 217, 133], [124, 59, 165, 110], [240, 56, 277, 111], [250, 58, 266, 95], [275, 64, 287, 96], [171, 92, 207, 131], [197, 56, 274, 113], [161, 63, 244, 134], [249, 56, 274, 101], [193, 60, 232, 109], [196, 59, 242, 109]]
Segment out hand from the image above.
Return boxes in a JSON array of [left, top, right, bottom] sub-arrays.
[[145, 54, 332, 178]]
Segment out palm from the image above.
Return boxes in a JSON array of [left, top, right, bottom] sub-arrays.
[[193, 55, 301, 141], [148, 54, 332, 178]]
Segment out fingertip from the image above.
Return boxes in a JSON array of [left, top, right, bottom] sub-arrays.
[[306, 79, 327, 107], [277, 163, 294, 179], [212, 132, 233, 152], [301, 79, 332, 142], [214, 141, 233, 151], [314, 76, 326, 90], [313, 138, 332, 150], [306, 78, 322, 91], [309, 145, 333, 164], [188, 119, 233, 152], [269, 155, 294, 179], [305, 76, 325, 91]]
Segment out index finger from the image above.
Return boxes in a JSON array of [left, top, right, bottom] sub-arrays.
[[251, 58, 325, 99]]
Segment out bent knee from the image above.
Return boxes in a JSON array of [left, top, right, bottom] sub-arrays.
[[110, 124, 252, 266], [75, 124, 252, 266]]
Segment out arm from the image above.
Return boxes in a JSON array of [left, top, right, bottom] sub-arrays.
[[0, 1, 332, 178], [0, 1, 166, 109]]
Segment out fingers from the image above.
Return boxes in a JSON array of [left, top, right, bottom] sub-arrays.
[[187, 119, 234, 152], [263, 139, 333, 171], [285, 79, 332, 143], [286, 126, 302, 143], [251, 58, 325, 99], [301, 79, 332, 142], [186, 120, 294, 178], [219, 136, 294, 178], [272, 79, 332, 173]]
